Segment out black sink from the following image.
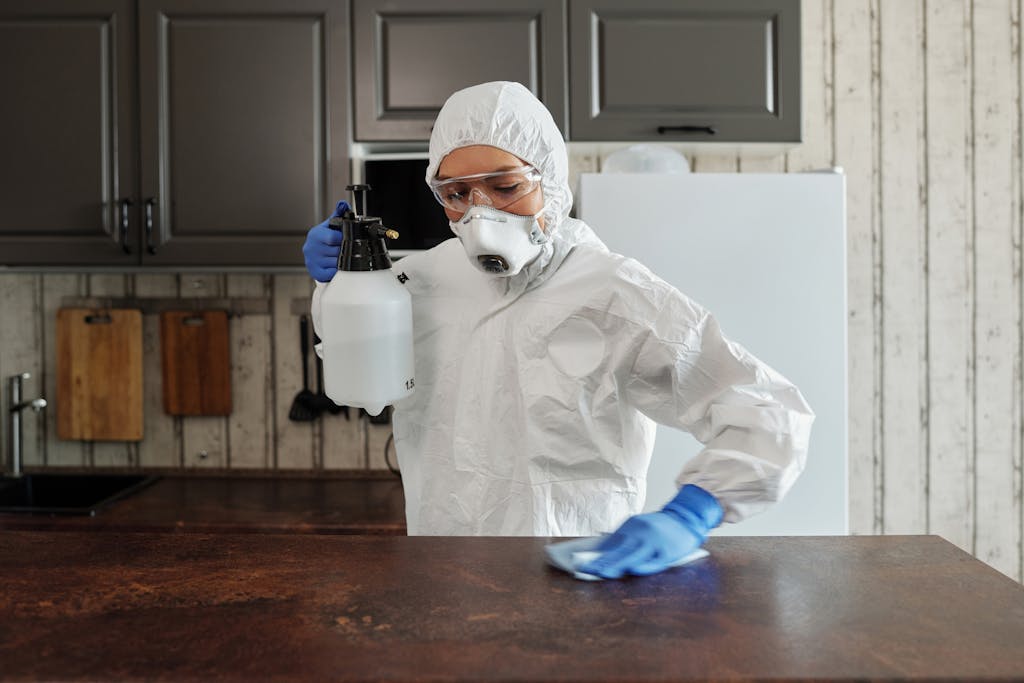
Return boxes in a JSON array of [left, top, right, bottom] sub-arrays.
[[0, 474, 159, 515]]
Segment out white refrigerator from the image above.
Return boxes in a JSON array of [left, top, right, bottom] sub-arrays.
[[578, 171, 848, 536]]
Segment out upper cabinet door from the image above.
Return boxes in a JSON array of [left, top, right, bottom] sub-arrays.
[[569, 0, 800, 142], [138, 0, 348, 266], [0, 0, 137, 266], [353, 0, 567, 141]]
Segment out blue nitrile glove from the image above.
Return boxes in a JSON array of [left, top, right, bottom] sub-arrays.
[[302, 200, 351, 282], [577, 484, 723, 580]]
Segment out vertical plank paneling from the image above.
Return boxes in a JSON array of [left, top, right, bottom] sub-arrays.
[[227, 274, 273, 469], [926, 0, 975, 552], [1015, 0, 1024, 583], [30, 276, 45, 466], [177, 274, 228, 469], [274, 275, 316, 469], [366, 415, 392, 471], [738, 156, 784, 173], [40, 274, 88, 467], [87, 274, 133, 466], [321, 407, 365, 469], [971, 0, 1022, 578], [833, 0, 882, 534], [134, 274, 179, 468], [787, 0, 834, 173], [879, 0, 929, 534], [690, 154, 740, 172], [0, 275, 45, 469], [567, 146, 600, 206]]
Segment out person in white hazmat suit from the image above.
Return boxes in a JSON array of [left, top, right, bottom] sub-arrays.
[[305, 81, 814, 580]]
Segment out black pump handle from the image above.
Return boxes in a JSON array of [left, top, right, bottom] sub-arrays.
[[345, 184, 372, 217]]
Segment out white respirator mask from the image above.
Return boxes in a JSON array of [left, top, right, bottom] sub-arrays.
[[449, 205, 549, 276]]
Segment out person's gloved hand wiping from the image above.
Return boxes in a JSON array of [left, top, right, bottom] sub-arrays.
[[302, 200, 351, 282], [577, 484, 723, 579]]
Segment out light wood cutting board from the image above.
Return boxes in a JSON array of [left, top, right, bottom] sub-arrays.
[[56, 308, 143, 441], [160, 310, 232, 416]]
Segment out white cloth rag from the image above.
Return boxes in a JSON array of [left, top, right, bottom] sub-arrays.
[[544, 536, 709, 581]]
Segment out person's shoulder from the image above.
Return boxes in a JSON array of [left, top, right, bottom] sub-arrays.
[[561, 239, 669, 294], [392, 238, 470, 293], [554, 219, 656, 277], [564, 236, 703, 328]]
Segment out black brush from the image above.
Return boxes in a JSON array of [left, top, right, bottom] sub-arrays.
[[288, 315, 320, 421], [313, 353, 347, 419]]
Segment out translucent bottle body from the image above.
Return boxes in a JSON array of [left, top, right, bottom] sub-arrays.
[[320, 269, 414, 416]]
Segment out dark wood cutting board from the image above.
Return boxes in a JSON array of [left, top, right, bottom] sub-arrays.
[[56, 308, 144, 441], [160, 310, 232, 416]]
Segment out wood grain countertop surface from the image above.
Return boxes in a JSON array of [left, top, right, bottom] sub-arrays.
[[1, 533, 1022, 682], [0, 474, 407, 534]]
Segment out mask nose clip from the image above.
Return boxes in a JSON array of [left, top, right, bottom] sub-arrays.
[[462, 209, 507, 225]]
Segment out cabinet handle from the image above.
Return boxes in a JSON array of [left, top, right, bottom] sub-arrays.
[[119, 198, 134, 254], [657, 125, 718, 135], [144, 197, 159, 254]]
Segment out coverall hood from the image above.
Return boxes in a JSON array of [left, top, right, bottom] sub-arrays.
[[426, 81, 602, 295], [426, 81, 572, 233]]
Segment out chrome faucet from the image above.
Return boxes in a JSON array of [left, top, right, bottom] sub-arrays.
[[8, 373, 46, 478]]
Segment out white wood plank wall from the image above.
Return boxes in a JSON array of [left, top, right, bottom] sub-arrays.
[[0, 0, 1021, 582], [0, 273, 387, 474], [566, 0, 1024, 582]]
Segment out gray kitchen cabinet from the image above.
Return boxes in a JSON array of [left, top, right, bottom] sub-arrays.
[[0, 0, 138, 265], [569, 0, 801, 142], [0, 0, 348, 267], [138, 0, 349, 266], [352, 0, 566, 141]]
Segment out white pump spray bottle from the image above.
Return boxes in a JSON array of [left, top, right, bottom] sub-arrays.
[[319, 184, 415, 416]]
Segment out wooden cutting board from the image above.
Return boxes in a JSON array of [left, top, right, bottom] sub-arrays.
[[160, 310, 232, 416], [56, 308, 144, 441]]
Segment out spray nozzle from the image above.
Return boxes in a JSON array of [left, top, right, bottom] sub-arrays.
[[370, 225, 400, 240], [329, 216, 397, 240]]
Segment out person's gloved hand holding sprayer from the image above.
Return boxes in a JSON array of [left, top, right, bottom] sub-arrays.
[[303, 200, 350, 282]]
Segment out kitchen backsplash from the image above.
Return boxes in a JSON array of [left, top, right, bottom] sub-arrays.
[[0, 271, 390, 472]]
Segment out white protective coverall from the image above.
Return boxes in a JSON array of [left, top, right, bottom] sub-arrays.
[[312, 81, 814, 537]]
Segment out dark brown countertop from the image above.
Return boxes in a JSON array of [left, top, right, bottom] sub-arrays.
[[2, 533, 1023, 682], [0, 474, 406, 534]]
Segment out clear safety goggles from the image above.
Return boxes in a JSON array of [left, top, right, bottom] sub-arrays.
[[429, 165, 543, 213]]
